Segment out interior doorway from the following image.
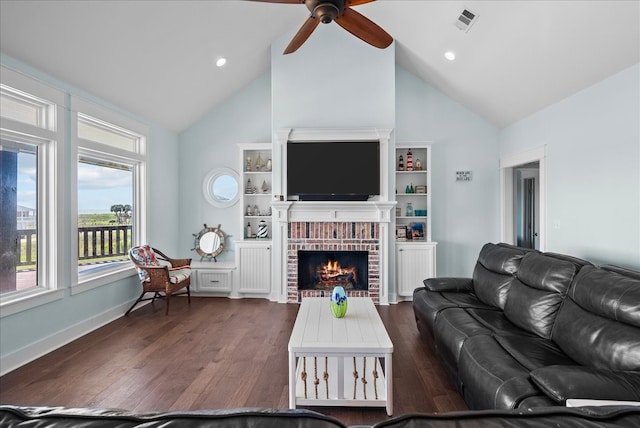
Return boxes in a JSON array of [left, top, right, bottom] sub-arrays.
[[514, 163, 539, 249], [500, 147, 546, 251]]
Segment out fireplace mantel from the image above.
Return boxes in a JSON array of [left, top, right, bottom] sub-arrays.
[[270, 128, 394, 305], [272, 201, 396, 223]]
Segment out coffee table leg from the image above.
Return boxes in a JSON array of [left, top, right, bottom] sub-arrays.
[[385, 353, 393, 415], [289, 351, 296, 409]]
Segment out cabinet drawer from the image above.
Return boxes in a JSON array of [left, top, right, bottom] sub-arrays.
[[197, 270, 231, 292]]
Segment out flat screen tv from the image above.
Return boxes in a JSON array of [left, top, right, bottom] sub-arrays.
[[287, 141, 380, 201]]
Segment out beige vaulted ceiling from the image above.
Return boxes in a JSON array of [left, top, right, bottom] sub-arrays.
[[1, 1, 638, 133]]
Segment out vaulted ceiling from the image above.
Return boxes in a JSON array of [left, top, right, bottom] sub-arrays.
[[1, 1, 638, 133]]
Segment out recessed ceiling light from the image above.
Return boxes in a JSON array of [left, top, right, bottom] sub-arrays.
[[216, 57, 227, 67], [444, 51, 456, 61]]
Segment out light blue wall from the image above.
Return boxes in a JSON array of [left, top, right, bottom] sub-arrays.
[[0, 54, 179, 369], [500, 64, 640, 269], [271, 24, 396, 130], [395, 67, 501, 276], [178, 73, 272, 261]]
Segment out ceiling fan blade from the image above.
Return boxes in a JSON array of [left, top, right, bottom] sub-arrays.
[[347, 0, 377, 5], [248, 0, 301, 4], [284, 16, 320, 54], [334, 7, 393, 49]]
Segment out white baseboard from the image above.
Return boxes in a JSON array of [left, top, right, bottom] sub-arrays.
[[0, 300, 137, 376]]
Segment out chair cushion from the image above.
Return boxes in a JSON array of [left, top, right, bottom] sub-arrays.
[[168, 266, 191, 284], [130, 245, 159, 266], [130, 245, 160, 282]]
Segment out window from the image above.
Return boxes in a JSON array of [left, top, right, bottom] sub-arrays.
[[72, 99, 148, 290], [0, 138, 38, 295], [0, 68, 63, 305], [0, 84, 56, 130]]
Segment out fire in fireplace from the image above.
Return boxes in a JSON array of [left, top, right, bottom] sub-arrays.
[[297, 250, 368, 291]]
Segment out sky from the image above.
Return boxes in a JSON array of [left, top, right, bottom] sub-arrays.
[[18, 152, 132, 214]]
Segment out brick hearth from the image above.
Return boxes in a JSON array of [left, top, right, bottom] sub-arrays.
[[287, 221, 380, 303]]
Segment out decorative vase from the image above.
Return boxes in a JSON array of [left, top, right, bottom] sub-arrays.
[[257, 220, 268, 239], [330, 286, 348, 318]]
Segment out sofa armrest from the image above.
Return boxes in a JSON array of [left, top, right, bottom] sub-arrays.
[[422, 277, 474, 293], [531, 365, 640, 404]]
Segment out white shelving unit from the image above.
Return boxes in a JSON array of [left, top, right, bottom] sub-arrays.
[[236, 143, 273, 298], [394, 143, 436, 299], [395, 144, 431, 242], [240, 143, 273, 241]]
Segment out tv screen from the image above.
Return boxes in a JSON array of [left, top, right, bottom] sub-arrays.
[[287, 141, 380, 201]]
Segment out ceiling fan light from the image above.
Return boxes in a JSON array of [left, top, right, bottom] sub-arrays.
[[313, 3, 340, 24]]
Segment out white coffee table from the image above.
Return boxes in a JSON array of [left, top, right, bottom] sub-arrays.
[[288, 297, 394, 415]]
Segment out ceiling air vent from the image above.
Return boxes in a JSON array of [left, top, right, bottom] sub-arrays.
[[455, 8, 478, 32]]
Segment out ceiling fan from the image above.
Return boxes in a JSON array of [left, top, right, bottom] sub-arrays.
[[250, 0, 393, 54]]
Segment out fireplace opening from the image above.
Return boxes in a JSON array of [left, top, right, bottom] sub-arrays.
[[297, 250, 368, 291]]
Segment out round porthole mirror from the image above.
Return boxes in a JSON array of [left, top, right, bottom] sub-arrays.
[[192, 224, 227, 261], [203, 167, 240, 207]]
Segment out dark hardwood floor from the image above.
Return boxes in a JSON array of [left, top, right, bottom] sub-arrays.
[[0, 297, 467, 426]]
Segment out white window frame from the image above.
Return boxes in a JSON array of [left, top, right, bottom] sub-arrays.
[[0, 66, 65, 315], [70, 96, 148, 294]]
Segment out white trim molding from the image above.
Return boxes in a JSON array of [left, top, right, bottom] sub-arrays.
[[500, 146, 546, 251]]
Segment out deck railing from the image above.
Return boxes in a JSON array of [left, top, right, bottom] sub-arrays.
[[17, 225, 132, 266]]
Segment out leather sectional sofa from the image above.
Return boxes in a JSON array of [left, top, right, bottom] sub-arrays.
[[413, 242, 640, 410], [1, 404, 639, 427]]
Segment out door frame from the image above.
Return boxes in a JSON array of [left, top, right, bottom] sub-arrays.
[[499, 146, 546, 251]]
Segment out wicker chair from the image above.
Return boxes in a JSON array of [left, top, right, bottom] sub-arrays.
[[126, 245, 192, 315]]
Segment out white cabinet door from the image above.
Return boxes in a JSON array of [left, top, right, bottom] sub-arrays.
[[397, 242, 436, 298], [237, 242, 271, 294]]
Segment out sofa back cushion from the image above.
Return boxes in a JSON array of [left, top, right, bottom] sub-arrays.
[[503, 252, 591, 339], [552, 265, 640, 370], [472, 243, 534, 309]]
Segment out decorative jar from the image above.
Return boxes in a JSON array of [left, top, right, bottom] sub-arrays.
[[330, 286, 348, 318], [257, 220, 268, 239]]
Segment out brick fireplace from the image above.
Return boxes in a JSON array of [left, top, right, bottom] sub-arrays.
[[270, 128, 394, 305], [288, 222, 380, 302], [271, 200, 395, 305]]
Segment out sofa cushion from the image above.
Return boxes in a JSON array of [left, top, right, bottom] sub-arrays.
[[472, 243, 536, 309], [0, 406, 347, 428], [530, 365, 640, 404], [458, 335, 540, 409], [412, 288, 497, 342], [467, 309, 537, 337], [573, 265, 640, 327], [552, 265, 640, 371], [371, 406, 640, 428], [494, 335, 576, 371], [503, 252, 589, 339], [433, 308, 493, 388]]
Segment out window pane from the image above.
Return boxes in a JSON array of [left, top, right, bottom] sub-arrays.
[[77, 157, 133, 275], [1, 140, 38, 294], [78, 115, 138, 152], [1, 84, 54, 130]]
